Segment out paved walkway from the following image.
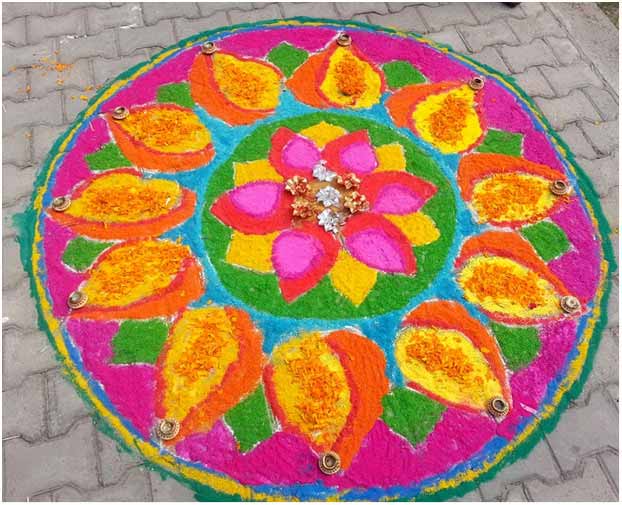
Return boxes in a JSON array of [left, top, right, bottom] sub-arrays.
[[2, 2, 619, 501]]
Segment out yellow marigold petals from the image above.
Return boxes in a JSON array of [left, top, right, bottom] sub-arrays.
[[374, 143, 406, 172], [385, 212, 440, 246], [329, 249, 378, 306], [299, 121, 347, 148], [233, 160, 283, 186], [226, 231, 278, 273]]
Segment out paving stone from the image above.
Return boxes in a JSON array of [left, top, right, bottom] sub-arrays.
[[2, 68, 28, 99], [29, 58, 93, 100], [87, 3, 143, 34], [519, 2, 544, 17], [57, 29, 117, 63], [581, 329, 619, 397], [583, 86, 618, 122], [427, 27, 467, 53], [2, 374, 46, 442], [2, 278, 42, 331], [547, 389, 618, 473], [2, 234, 28, 289], [47, 369, 91, 437], [367, 7, 428, 34], [29, 491, 53, 501], [546, 36, 581, 65], [459, 19, 518, 53], [174, 12, 231, 41], [63, 93, 92, 123], [96, 430, 143, 486], [503, 484, 529, 501], [600, 451, 619, 490], [3, 92, 64, 133], [3, 327, 58, 391], [118, 19, 175, 56], [143, 2, 199, 25], [534, 90, 601, 130], [198, 2, 252, 16], [452, 488, 482, 501], [508, 10, 566, 44], [91, 53, 149, 86], [558, 123, 598, 160], [579, 120, 618, 156], [27, 10, 87, 44], [32, 124, 67, 163], [2, 165, 37, 209], [51, 467, 152, 501], [3, 420, 99, 501], [2, 3, 55, 22], [468, 2, 526, 24], [54, 2, 111, 16], [229, 3, 282, 24], [526, 457, 618, 501], [599, 185, 619, 232], [2, 39, 55, 75], [2, 127, 32, 167], [501, 39, 557, 74], [2, 199, 30, 239], [466, 47, 509, 74], [575, 153, 619, 197], [149, 473, 197, 501], [606, 276, 619, 331], [418, 3, 478, 31], [511, 66, 555, 99], [281, 2, 339, 19], [335, 2, 388, 18], [480, 436, 560, 500], [540, 62, 603, 96], [4, 17, 27, 46]]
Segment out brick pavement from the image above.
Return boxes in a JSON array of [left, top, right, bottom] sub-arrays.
[[2, 2, 619, 501]]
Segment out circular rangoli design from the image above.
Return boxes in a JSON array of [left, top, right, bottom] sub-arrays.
[[22, 19, 614, 501]]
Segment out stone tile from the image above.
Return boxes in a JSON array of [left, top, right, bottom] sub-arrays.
[[96, 430, 143, 486], [468, 2, 526, 24], [2, 234, 28, 288], [599, 185, 619, 232], [335, 2, 388, 18], [480, 436, 560, 500], [2, 374, 46, 442], [143, 2, 199, 25], [2, 327, 58, 391], [3, 420, 99, 501], [540, 62, 603, 96], [2, 3, 54, 22], [47, 369, 91, 437], [501, 39, 557, 74], [418, 3, 478, 31], [508, 10, 566, 44], [526, 457, 618, 501], [2, 68, 28, 99], [87, 3, 143, 34], [558, 123, 598, 160], [32, 124, 67, 163], [582, 86, 618, 121], [118, 20, 175, 56], [367, 7, 428, 34], [575, 153, 619, 198], [57, 29, 117, 63], [4, 17, 27, 46], [519, 2, 544, 17], [2, 165, 37, 209], [600, 451, 619, 491], [606, 276, 619, 331], [229, 3, 282, 24], [281, 2, 339, 19], [512, 66, 555, 98], [199, 2, 252, 16], [2, 278, 43, 331], [27, 10, 87, 44], [547, 389, 618, 473], [459, 19, 519, 53], [174, 12, 231, 41], [28, 58, 93, 99], [2, 39, 55, 75], [427, 27, 467, 53], [52, 467, 152, 501], [581, 329, 619, 399], [91, 53, 149, 86], [54, 2, 111, 16], [63, 92, 92, 122], [469, 47, 510, 74], [546, 36, 580, 65], [579, 120, 618, 156], [149, 473, 197, 501], [452, 488, 482, 501], [3, 92, 64, 133], [534, 90, 601, 130], [3, 199, 29, 239], [2, 127, 32, 167]]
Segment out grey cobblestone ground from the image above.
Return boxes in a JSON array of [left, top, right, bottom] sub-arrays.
[[2, 2, 619, 501]]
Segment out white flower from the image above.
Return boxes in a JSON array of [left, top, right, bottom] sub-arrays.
[[313, 162, 337, 182], [316, 186, 341, 207], [317, 208, 343, 233]]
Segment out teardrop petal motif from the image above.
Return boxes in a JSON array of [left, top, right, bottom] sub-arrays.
[[386, 81, 486, 153], [75, 239, 204, 320], [396, 300, 511, 413], [455, 231, 581, 324], [50, 169, 196, 239], [263, 330, 388, 470], [189, 50, 283, 126], [458, 153, 571, 227], [155, 307, 264, 441], [105, 104, 214, 172]]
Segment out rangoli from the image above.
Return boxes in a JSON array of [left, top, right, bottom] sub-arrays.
[[19, 18, 615, 501]]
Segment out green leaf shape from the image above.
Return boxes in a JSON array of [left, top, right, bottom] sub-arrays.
[[86, 143, 131, 171], [62, 237, 113, 271], [267, 43, 308, 77], [382, 61, 426, 89], [111, 319, 169, 365], [156, 82, 194, 108], [521, 221, 571, 261], [224, 385, 275, 452], [490, 322, 541, 371], [381, 387, 445, 447], [476, 129, 523, 156]]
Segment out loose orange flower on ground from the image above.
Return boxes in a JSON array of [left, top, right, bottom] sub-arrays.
[[155, 307, 264, 441], [263, 330, 389, 470], [73, 239, 204, 320], [49, 169, 196, 239], [105, 103, 215, 172], [190, 50, 282, 125]]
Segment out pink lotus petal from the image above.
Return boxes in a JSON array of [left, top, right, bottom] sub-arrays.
[[230, 181, 282, 218]]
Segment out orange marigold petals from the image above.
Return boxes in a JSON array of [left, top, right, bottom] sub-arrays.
[[155, 307, 264, 441], [105, 104, 214, 172], [50, 169, 196, 239]]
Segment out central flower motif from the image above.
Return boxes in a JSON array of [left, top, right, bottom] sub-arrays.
[[211, 121, 442, 305]]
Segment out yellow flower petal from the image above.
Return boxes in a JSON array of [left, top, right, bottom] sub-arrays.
[[233, 160, 283, 186], [385, 212, 440, 246], [329, 250, 377, 306], [374, 144, 406, 172], [226, 231, 278, 272], [299, 121, 347, 148]]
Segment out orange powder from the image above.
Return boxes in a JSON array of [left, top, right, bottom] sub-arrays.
[[427, 94, 471, 144]]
